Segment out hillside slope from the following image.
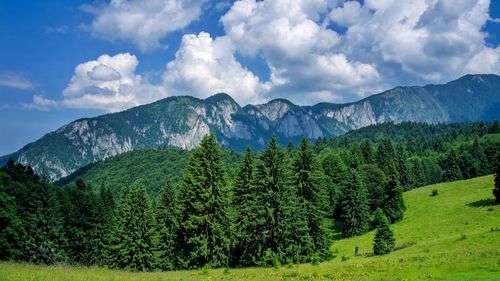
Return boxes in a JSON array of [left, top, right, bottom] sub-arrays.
[[1, 176, 498, 280], [2, 74, 500, 180]]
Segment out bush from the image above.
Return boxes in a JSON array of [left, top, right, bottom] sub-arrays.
[[431, 189, 439, 196]]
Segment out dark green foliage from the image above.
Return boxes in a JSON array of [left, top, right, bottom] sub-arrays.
[[114, 183, 159, 271], [494, 154, 500, 204], [233, 147, 258, 266], [156, 182, 180, 270], [0, 172, 25, 259], [252, 135, 311, 265], [359, 140, 375, 164], [340, 170, 369, 237], [293, 138, 332, 260], [358, 164, 386, 211], [373, 209, 395, 255], [442, 150, 463, 182], [321, 152, 347, 217], [395, 144, 410, 189], [376, 139, 398, 179], [178, 134, 233, 268], [383, 176, 406, 223]]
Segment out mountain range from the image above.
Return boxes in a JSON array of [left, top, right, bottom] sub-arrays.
[[2, 74, 500, 180]]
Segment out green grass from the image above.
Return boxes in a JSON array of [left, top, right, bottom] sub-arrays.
[[1, 175, 499, 280]]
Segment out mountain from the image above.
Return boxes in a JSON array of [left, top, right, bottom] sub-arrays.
[[2, 74, 500, 180]]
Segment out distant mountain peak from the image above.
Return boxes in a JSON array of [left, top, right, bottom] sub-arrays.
[[2, 74, 499, 180]]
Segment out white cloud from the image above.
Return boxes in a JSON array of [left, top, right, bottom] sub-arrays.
[[163, 32, 270, 104], [331, 0, 498, 81], [26, 53, 167, 112], [0, 73, 33, 90], [221, 0, 381, 102], [89, 0, 206, 51]]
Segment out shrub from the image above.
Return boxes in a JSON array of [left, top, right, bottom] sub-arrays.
[[431, 189, 439, 196]]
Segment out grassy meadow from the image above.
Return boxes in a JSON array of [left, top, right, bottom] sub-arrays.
[[1, 175, 499, 281]]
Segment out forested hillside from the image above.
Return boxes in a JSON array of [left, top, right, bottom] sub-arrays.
[[0, 121, 499, 271]]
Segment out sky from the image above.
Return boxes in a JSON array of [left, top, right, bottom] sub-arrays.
[[1, 0, 499, 155]]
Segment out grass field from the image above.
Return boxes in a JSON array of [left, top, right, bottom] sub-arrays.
[[1, 175, 499, 280]]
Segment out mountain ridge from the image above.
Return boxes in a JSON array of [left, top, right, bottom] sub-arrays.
[[2, 74, 500, 180]]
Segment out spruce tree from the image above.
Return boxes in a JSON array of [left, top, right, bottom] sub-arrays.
[[233, 147, 259, 266], [89, 184, 116, 266], [358, 164, 386, 211], [442, 149, 463, 182], [252, 135, 311, 265], [360, 140, 375, 164], [494, 154, 500, 204], [340, 170, 369, 237], [178, 134, 233, 268], [156, 181, 180, 270], [383, 176, 406, 223], [348, 143, 364, 169], [321, 152, 347, 217], [376, 139, 399, 179], [395, 144, 410, 189], [115, 182, 159, 271], [293, 138, 332, 260], [373, 209, 395, 255], [0, 175, 25, 260]]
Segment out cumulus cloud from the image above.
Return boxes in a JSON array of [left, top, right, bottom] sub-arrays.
[[221, 0, 381, 102], [26, 53, 167, 112], [163, 32, 270, 105], [0, 73, 33, 90], [89, 0, 206, 51], [330, 0, 498, 81]]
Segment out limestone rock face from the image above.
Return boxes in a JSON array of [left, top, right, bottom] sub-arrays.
[[3, 74, 500, 180]]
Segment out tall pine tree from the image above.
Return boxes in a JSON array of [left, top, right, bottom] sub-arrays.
[[383, 176, 406, 223], [114, 182, 159, 271], [376, 139, 399, 179], [340, 170, 369, 237], [321, 152, 347, 218], [494, 153, 500, 204], [178, 134, 233, 268], [373, 208, 395, 255], [156, 181, 180, 270], [293, 138, 332, 260]]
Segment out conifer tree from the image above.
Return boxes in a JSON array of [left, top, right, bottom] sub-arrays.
[[321, 152, 347, 217], [373, 208, 395, 255], [115, 182, 159, 271], [358, 164, 386, 211], [89, 184, 116, 266], [293, 138, 332, 260], [383, 176, 406, 223], [360, 140, 375, 164], [470, 139, 488, 176], [376, 139, 399, 179], [395, 144, 410, 189], [233, 147, 259, 265], [442, 149, 463, 182], [348, 143, 364, 169], [340, 170, 369, 237], [494, 154, 500, 204], [0, 176, 25, 260], [156, 181, 180, 270], [178, 134, 233, 268], [253, 135, 311, 265]]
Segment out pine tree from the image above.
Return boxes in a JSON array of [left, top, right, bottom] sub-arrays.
[[115, 182, 159, 271], [233, 147, 259, 266], [358, 164, 386, 211], [442, 149, 463, 182], [88, 184, 116, 266], [494, 154, 500, 204], [252, 135, 311, 265], [340, 170, 369, 237], [293, 138, 332, 260], [321, 152, 347, 217], [178, 134, 233, 268], [373, 209, 395, 255], [360, 140, 375, 164], [348, 143, 364, 169], [470, 139, 488, 177], [156, 181, 180, 270], [395, 144, 410, 189], [0, 174, 25, 260], [383, 176, 406, 223], [376, 139, 399, 179]]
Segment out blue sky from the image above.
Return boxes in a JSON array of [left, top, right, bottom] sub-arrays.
[[1, 0, 499, 155]]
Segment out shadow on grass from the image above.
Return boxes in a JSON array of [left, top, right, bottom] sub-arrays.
[[466, 198, 497, 208]]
